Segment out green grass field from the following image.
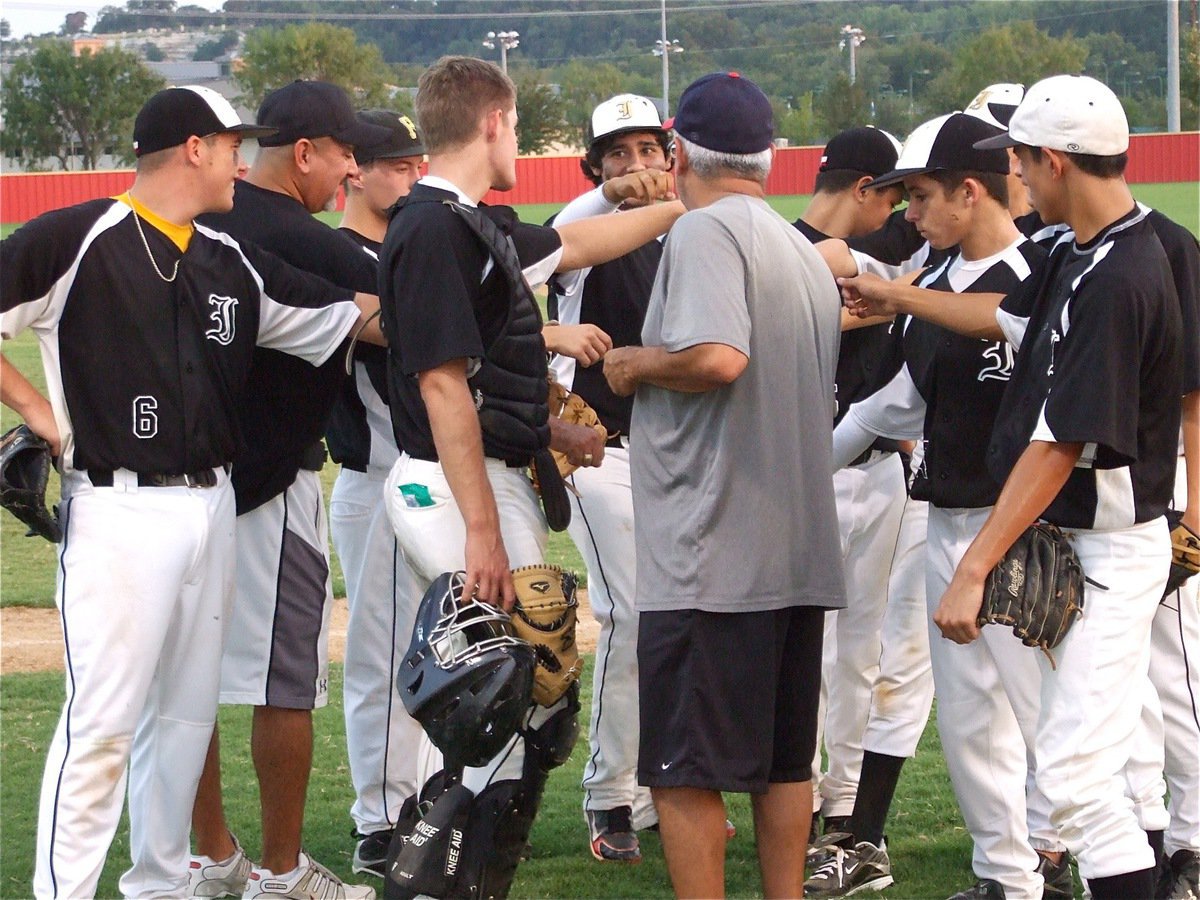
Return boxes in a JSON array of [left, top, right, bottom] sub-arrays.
[[0, 183, 1189, 898], [0, 661, 993, 899]]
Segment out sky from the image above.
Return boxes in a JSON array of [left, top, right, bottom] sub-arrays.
[[2, 1, 225, 39]]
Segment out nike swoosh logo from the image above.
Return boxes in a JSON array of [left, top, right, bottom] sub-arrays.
[[660, 762, 672, 770]]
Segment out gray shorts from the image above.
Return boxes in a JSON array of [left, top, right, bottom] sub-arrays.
[[219, 469, 332, 709]]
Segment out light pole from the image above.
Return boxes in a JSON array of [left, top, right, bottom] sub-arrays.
[[482, 30, 519, 74], [908, 67, 930, 117], [653, 0, 683, 116], [839, 24, 866, 84]]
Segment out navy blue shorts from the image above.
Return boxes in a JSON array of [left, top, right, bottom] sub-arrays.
[[637, 605, 824, 794]]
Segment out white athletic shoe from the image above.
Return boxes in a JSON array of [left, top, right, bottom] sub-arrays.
[[189, 835, 253, 898], [242, 851, 376, 899]]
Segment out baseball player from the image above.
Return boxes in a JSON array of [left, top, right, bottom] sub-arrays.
[[0, 86, 372, 899], [848, 74, 1183, 900], [188, 81, 390, 899], [812, 113, 1063, 900], [332, 108, 430, 879], [544, 92, 674, 863], [817, 84, 1029, 287], [1015, 197, 1200, 898], [790, 126, 919, 848], [377, 56, 683, 897]]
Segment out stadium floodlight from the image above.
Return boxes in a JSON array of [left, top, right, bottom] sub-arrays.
[[482, 30, 520, 74]]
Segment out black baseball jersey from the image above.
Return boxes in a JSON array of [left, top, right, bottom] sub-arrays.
[[795, 218, 904, 433], [330, 229, 396, 472], [898, 239, 1046, 507], [990, 206, 1183, 528], [1, 198, 359, 477], [1019, 205, 1199, 394], [379, 180, 562, 461], [548, 197, 661, 437], [199, 180, 370, 513], [846, 209, 953, 279]]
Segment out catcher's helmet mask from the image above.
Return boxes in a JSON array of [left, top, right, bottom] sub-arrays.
[[400, 572, 535, 768]]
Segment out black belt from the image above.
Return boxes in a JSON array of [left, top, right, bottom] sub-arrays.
[[89, 468, 220, 488]]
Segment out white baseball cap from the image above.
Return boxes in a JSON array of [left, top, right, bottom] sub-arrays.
[[963, 83, 1025, 130], [974, 74, 1129, 156], [587, 94, 666, 146]]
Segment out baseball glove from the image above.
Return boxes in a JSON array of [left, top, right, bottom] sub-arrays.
[[0, 424, 62, 543], [547, 378, 607, 480], [977, 522, 1085, 669], [510, 564, 583, 707], [1165, 510, 1200, 597]]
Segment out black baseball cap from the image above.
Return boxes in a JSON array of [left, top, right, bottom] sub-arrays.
[[672, 71, 774, 154], [819, 126, 901, 176], [868, 113, 1009, 190], [256, 81, 393, 149], [352, 109, 426, 165], [133, 85, 277, 157]]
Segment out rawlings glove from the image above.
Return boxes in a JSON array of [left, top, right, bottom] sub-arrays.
[[510, 564, 583, 707], [977, 522, 1085, 668], [1165, 510, 1200, 597], [0, 424, 62, 543]]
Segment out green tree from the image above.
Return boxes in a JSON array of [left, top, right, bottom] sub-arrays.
[[0, 19, 11, 40], [142, 41, 164, 61], [193, 31, 238, 61], [816, 74, 872, 135], [924, 22, 1087, 114], [554, 60, 636, 144], [1181, 25, 1200, 131], [234, 22, 392, 110], [511, 69, 569, 156], [0, 41, 166, 170]]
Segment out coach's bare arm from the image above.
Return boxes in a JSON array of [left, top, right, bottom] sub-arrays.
[[0, 354, 60, 455], [602, 343, 748, 397], [350, 293, 388, 346], [555, 200, 685, 273], [840, 272, 1005, 341]]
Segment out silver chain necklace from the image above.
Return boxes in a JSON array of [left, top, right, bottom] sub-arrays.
[[124, 192, 181, 283]]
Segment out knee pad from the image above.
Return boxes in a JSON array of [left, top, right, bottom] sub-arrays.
[[521, 681, 581, 773], [384, 782, 475, 900], [470, 774, 549, 899]]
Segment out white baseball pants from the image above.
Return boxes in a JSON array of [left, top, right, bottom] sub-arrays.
[[35, 469, 235, 900], [1149, 459, 1200, 856], [1035, 517, 1170, 880], [566, 447, 656, 828], [815, 452, 907, 817], [331, 465, 425, 837], [862, 495, 933, 759], [927, 505, 1059, 900], [385, 454, 554, 796]]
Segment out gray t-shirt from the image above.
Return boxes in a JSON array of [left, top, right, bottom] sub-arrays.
[[630, 194, 846, 613]]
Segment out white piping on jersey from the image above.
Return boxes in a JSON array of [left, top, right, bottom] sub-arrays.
[[196, 222, 357, 367], [1091, 465, 1138, 530]]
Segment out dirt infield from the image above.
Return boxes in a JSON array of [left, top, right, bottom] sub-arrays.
[[1, 590, 599, 675]]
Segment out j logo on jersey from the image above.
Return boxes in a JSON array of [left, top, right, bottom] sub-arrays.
[[205, 294, 238, 346]]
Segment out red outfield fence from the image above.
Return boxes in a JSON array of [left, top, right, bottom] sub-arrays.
[[3, 132, 1197, 224]]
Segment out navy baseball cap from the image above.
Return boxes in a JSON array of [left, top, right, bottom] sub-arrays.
[[868, 113, 1009, 189], [133, 85, 277, 156], [819, 126, 902, 176], [352, 109, 426, 165], [672, 72, 774, 154], [257, 81, 393, 149]]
